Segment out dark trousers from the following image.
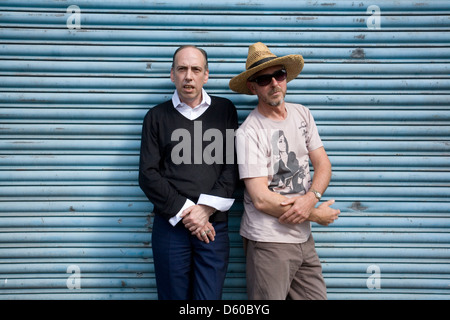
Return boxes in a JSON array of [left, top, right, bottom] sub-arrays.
[[151, 213, 229, 300]]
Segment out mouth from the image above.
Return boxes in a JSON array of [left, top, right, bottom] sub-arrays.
[[270, 90, 281, 97], [183, 85, 195, 91], [269, 86, 282, 95]]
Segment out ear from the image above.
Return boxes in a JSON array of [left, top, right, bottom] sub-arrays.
[[247, 81, 256, 95], [170, 68, 175, 83], [203, 69, 209, 84]]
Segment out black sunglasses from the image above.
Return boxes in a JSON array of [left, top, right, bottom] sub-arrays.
[[249, 68, 287, 86]]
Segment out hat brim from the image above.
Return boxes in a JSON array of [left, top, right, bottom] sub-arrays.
[[229, 54, 304, 95]]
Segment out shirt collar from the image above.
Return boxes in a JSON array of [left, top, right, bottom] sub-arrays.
[[172, 88, 211, 109]]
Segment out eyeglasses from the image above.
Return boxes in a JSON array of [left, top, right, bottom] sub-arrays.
[[249, 69, 287, 86]]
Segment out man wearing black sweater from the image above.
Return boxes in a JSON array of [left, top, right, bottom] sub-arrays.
[[139, 46, 238, 300]]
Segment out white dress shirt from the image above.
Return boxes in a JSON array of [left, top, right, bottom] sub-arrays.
[[172, 88, 211, 120]]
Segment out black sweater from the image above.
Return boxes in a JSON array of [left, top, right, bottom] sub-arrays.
[[139, 96, 238, 222]]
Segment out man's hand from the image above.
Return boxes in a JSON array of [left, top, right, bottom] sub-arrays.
[[309, 199, 340, 226], [195, 221, 216, 243], [278, 193, 317, 224], [180, 204, 216, 242]]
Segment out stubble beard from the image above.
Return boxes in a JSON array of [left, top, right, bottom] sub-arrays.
[[267, 87, 285, 107]]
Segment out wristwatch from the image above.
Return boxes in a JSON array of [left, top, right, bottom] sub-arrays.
[[309, 188, 322, 201]]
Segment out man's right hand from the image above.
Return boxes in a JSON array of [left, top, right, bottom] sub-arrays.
[[308, 199, 340, 226]]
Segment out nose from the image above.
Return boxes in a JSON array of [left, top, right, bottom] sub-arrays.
[[270, 76, 280, 86], [185, 68, 193, 81]]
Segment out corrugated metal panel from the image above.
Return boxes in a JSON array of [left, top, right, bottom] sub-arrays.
[[0, 0, 449, 300]]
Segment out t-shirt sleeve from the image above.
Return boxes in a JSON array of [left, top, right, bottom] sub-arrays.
[[304, 108, 323, 151], [236, 126, 269, 179]]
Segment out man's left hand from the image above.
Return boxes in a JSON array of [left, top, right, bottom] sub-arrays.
[[181, 204, 215, 238]]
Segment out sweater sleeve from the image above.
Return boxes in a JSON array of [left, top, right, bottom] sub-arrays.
[[138, 108, 188, 220]]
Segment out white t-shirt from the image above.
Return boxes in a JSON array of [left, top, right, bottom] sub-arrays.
[[236, 103, 323, 243]]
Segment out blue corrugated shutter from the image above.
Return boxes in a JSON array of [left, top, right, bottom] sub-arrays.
[[0, 0, 449, 299]]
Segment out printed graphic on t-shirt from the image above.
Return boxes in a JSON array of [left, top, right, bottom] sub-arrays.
[[268, 129, 310, 195]]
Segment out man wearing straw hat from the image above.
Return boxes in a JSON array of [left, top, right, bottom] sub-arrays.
[[230, 42, 340, 300]]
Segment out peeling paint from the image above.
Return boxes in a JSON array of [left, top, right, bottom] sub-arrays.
[[351, 48, 366, 59], [349, 201, 368, 212]]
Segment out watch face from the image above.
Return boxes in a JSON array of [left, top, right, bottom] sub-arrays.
[[310, 189, 321, 200]]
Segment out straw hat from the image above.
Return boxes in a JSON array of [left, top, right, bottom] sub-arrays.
[[229, 42, 304, 95]]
